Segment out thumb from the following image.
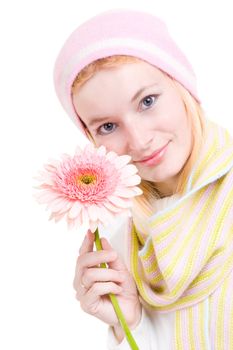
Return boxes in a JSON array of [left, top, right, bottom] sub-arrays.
[[101, 237, 126, 271], [79, 230, 94, 255]]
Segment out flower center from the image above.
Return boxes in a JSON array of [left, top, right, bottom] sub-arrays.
[[78, 174, 96, 185]]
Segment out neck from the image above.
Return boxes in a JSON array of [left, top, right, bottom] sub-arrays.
[[154, 175, 179, 198]]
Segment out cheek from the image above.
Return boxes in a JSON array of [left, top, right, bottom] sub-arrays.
[[166, 107, 191, 144], [177, 117, 192, 147], [156, 89, 188, 135], [94, 136, 126, 155]]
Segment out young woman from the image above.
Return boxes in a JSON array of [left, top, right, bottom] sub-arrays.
[[53, 10, 233, 349]]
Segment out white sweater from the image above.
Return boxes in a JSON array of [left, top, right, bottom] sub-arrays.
[[99, 195, 180, 350]]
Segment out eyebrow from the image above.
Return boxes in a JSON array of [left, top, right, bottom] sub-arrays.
[[87, 82, 159, 127], [131, 82, 159, 102]]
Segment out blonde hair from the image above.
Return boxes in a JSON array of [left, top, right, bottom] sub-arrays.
[[71, 55, 206, 205]]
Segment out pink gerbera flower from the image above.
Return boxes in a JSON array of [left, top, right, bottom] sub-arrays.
[[34, 143, 142, 349], [34, 143, 142, 232]]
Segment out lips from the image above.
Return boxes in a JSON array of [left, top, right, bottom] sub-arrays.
[[135, 142, 170, 163]]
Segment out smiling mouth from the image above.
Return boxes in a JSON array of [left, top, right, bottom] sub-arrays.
[[134, 142, 170, 163]]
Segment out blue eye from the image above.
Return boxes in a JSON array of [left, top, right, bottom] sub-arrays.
[[98, 122, 117, 135], [141, 95, 157, 110]]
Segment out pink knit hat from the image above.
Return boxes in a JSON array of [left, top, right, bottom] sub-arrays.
[[53, 9, 199, 133]]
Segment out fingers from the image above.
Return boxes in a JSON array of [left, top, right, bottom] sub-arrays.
[[81, 267, 125, 289], [79, 282, 123, 314], [79, 230, 95, 255], [87, 282, 122, 297], [101, 237, 126, 271], [75, 282, 87, 300], [77, 249, 117, 270], [73, 231, 94, 294], [75, 266, 124, 302], [73, 231, 94, 298], [73, 234, 118, 297], [74, 250, 117, 291]]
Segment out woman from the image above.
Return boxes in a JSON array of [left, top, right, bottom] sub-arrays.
[[53, 10, 233, 349]]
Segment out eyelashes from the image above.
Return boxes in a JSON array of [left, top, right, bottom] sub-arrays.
[[98, 122, 117, 135], [140, 94, 158, 111]]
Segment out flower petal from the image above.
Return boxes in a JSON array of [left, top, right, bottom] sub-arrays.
[[117, 208, 132, 217], [108, 195, 132, 208], [131, 187, 143, 195], [121, 175, 141, 186], [67, 218, 76, 230], [55, 200, 73, 214], [96, 206, 115, 225], [113, 187, 140, 198], [113, 155, 131, 169], [46, 197, 69, 212], [34, 142, 143, 230], [81, 207, 90, 227], [97, 145, 107, 156], [67, 213, 82, 228], [87, 204, 99, 222], [75, 145, 83, 155], [60, 153, 71, 162], [68, 201, 82, 219], [85, 143, 95, 152], [89, 221, 98, 233], [102, 200, 124, 213], [119, 164, 138, 179], [106, 151, 118, 161], [44, 157, 60, 168], [34, 190, 60, 204], [43, 163, 57, 172], [49, 211, 66, 223]]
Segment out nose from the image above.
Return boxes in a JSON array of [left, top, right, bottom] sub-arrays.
[[124, 119, 153, 153]]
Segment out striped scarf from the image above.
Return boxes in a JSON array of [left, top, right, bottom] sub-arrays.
[[128, 119, 233, 349]]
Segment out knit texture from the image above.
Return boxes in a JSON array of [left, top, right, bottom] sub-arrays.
[[127, 118, 233, 349], [53, 9, 199, 133]]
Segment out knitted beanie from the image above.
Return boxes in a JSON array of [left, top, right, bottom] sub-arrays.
[[53, 9, 199, 133]]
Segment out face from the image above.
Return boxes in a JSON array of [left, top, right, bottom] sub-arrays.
[[72, 60, 193, 195]]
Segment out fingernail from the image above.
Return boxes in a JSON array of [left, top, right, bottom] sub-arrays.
[[86, 231, 94, 241]]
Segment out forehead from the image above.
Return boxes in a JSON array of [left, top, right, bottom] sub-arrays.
[[72, 61, 167, 119]]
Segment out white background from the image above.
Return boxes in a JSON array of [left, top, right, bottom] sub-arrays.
[[0, 0, 232, 349]]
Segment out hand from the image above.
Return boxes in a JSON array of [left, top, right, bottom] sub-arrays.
[[73, 230, 142, 335]]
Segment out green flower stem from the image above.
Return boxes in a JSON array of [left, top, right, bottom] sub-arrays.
[[94, 228, 139, 350]]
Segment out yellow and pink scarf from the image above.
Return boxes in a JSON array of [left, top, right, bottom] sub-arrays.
[[128, 119, 233, 349]]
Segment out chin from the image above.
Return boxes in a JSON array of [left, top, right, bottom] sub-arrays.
[[140, 165, 181, 184]]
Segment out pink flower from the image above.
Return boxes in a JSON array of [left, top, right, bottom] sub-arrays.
[[34, 144, 142, 232]]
